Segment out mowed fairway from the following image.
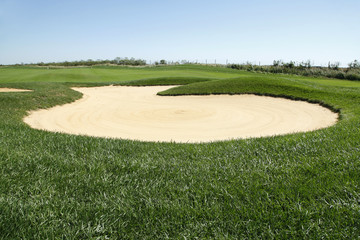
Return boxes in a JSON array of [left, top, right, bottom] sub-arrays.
[[1, 65, 360, 239]]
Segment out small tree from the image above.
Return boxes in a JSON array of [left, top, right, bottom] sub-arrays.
[[348, 60, 360, 69], [328, 61, 340, 70], [273, 60, 282, 67], [160, 59, 167, 65], [114, 57, 121, 64], [297, 60, 311, 70], [283, 61, 295, 68]]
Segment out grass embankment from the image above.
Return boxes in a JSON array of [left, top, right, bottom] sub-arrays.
[[0, 65, 360, 239]]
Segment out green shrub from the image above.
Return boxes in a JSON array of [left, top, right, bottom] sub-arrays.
[[345, 73, 360, 80]]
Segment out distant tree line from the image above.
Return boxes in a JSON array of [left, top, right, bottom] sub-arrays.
[[227, 60, 360, 81], [22, 57, 147, 67], [113, 57, 146, 66]]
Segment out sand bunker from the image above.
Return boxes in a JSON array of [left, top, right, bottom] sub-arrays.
[[23, 85, 338, 143], [0, 88, 32, 92]]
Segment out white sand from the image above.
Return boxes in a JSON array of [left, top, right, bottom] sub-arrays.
[[23, 85, 338, 143], [0, 88, 32, 92]]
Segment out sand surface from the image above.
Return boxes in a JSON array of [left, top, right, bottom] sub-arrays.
[[23, 85, 338, 143], [0, 88, 32, 92]]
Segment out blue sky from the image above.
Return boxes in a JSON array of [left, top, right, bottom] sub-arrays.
[[1, 0, 359, 66]]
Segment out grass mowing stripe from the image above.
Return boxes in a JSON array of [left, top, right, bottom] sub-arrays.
[[0, 65, 359, 238]]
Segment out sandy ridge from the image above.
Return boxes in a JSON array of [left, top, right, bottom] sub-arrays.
[[23, 85, 338, 143], [0, 88, 32, 92]]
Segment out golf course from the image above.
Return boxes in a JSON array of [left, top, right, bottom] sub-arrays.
[[1, 64, 360, 238]]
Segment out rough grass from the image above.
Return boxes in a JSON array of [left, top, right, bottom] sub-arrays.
[[0, 66, 360, 239]]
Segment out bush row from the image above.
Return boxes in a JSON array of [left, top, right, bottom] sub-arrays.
[[227, 60, 360, 81], [17, 57, 147, 67]]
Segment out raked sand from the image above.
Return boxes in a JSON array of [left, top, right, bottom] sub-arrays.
[[23, 85, 338, 143]]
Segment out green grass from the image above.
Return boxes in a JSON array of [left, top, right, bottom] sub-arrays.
[[0, 65, 243, 84], [0, 65, 360, 239], [298, 77, 360, 88]]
